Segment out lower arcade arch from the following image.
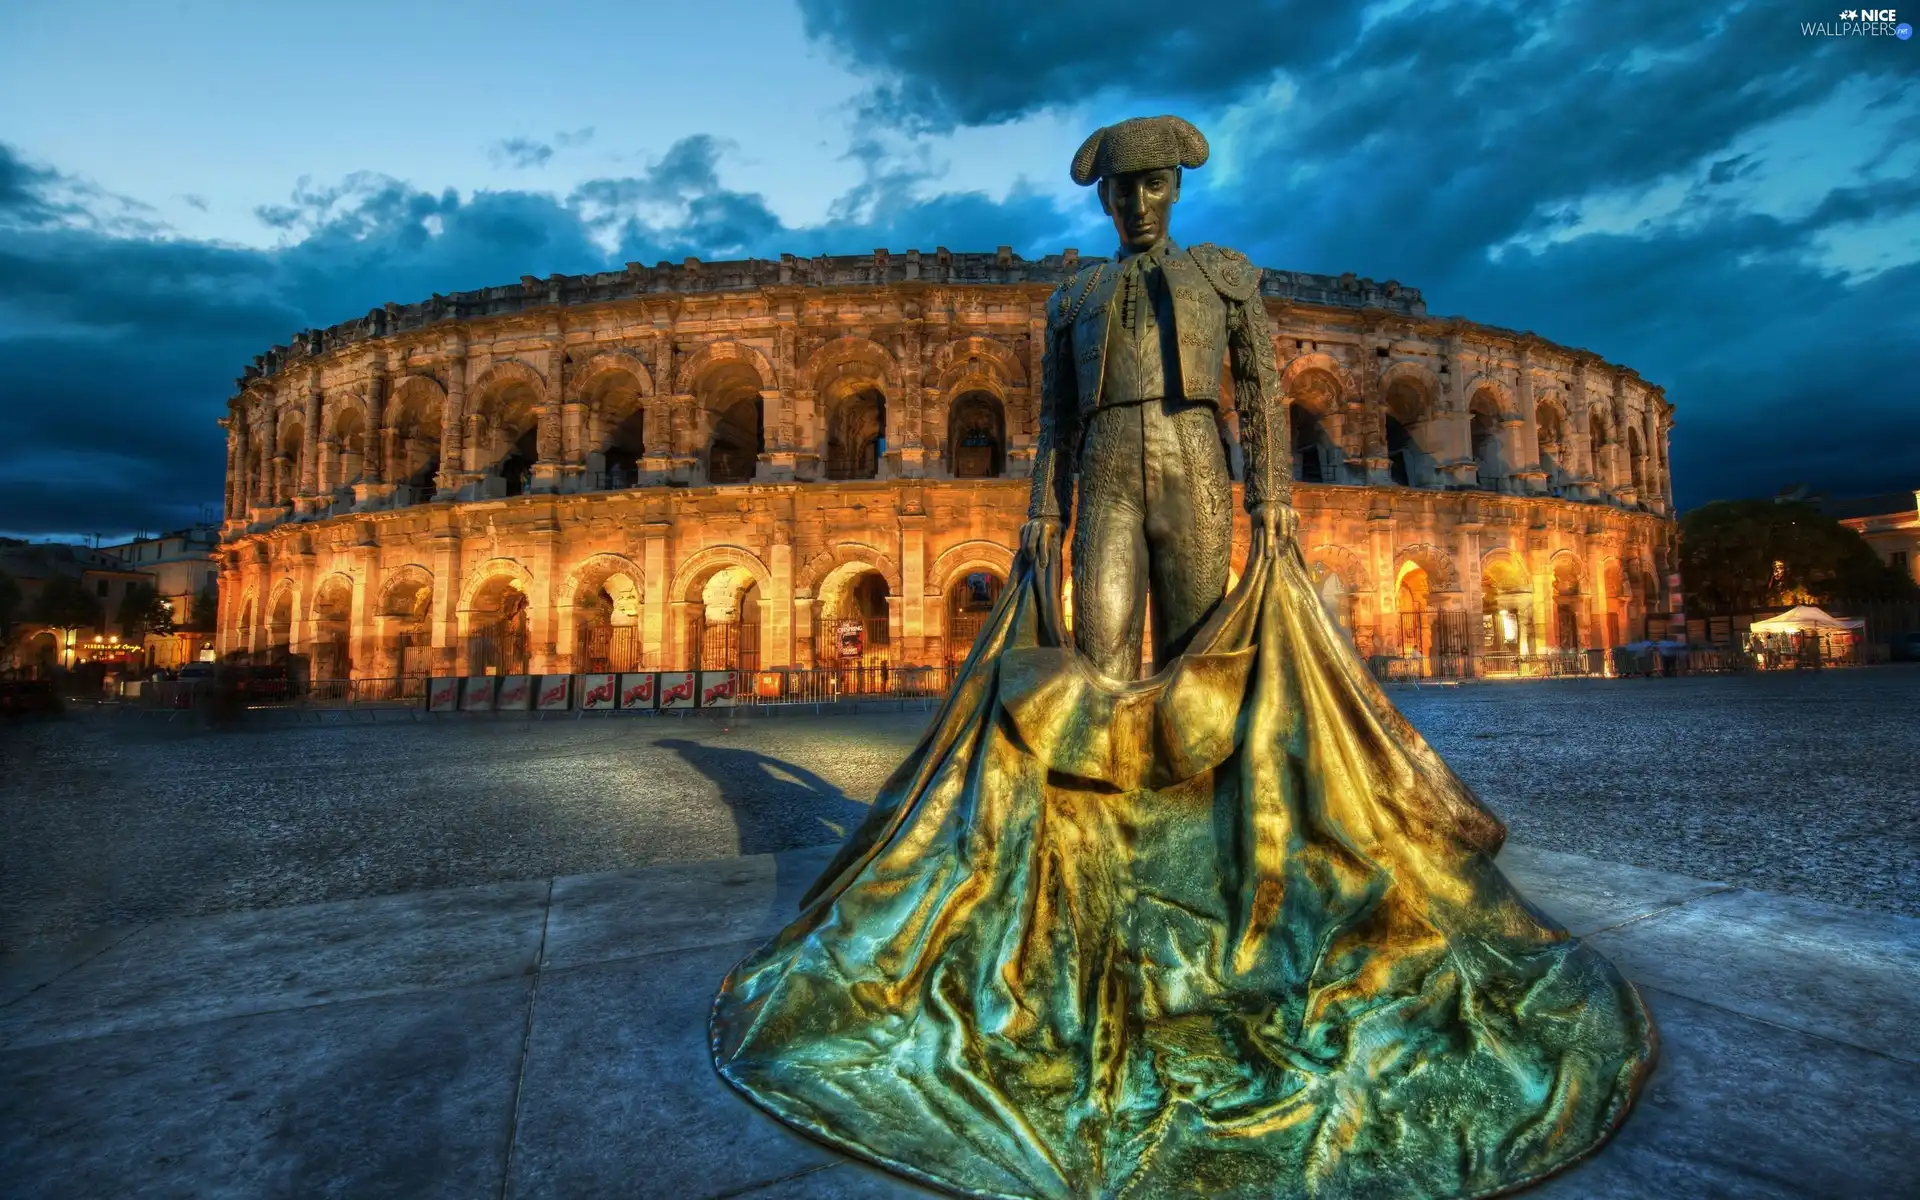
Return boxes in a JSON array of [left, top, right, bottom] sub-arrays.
[[814, 563, 892, 669], [378, 571, 436, 677], [561, 556, 646, 672], [943, 568, 1006, 666], [463, 570, 532, 675], [308, 574, 354, 679]]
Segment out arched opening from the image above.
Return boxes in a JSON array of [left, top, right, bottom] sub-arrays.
[[683, 568, 761, 671], [474, 382, 541, 496], [1309, 563, 1354, 640], [275, 423, 303, 507], [247, 440, 268, 508], [827, 386, 886, 480], [571, 576, 641, 673], [947, 392, 1005, 478], [584, 374, 648, 490], [699, 361, 764, 485], [266, 588, 294, 659], [707, 399, 761, 484], [499, 428, 538, 497], [327, 409, 367, 498], [945, 569, 1005, 665], [386, 379, 443, 504], [1290, 404, 1333, 484], [1536, 402, 1569, 492], [1383, 379, 1433, 487], [816, 566, 891, 670], [1395, 562, 1432, 659], [310, 576, 353, 680], [1589, 410, 1611, 487], [1481, 555, 1532, 660], [467, 576, 530, 675], [1469, 392, 1505, 492], [1628, 425, 1646, 496], [380, 575, 434, 678], [1552, 556, 1583, 651]]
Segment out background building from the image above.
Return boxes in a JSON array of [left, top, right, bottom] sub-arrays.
[[0, 539, 154, 675], [98, 526, 221, 668], [214, 249, 1676, 681], [1825, 490, 1920, 587]]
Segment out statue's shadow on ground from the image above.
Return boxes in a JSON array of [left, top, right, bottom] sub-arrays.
[[655, 739, 868, 897]]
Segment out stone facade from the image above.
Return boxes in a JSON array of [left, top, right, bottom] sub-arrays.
[[214, 248, 1676, 679]]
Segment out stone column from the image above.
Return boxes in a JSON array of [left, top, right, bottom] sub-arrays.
[[299, 370, 322, 502], [364, 358, 388, 487], [437, 346, 468, 499], [1436, 331, 1477, 488], [1455, 517, 1483, 673], [1368, 510, 1397, 656], [1644, 402, 1663, 512], [527, 525, 560, 672], [768, 533, 794, 667], [533, 334, 565, 493], [561, 401, 588, 491], [668, 600, 694, 671], [793, 594, 815, 668], [755, 389, 789, 481], [351, 545, 378, 682], [1512, 347, 1546, 495], [429, 525, 461, 675], [222, 419, 240, 521], [899, 509, 928, 664], [1610, 373, 1633, 504], [641, 528, 669, 668]]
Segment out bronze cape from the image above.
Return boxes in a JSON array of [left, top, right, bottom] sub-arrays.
[[710, 525, 1656, 1197]]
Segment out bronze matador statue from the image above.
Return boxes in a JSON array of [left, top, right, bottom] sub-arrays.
[[712, 116, 1655, 1200], [1023, 115, 1285, 681]]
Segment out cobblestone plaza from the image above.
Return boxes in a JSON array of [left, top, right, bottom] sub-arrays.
[[5, 668, 1914, 954]]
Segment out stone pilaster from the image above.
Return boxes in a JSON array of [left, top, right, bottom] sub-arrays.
[[437, 344, 468, 499]]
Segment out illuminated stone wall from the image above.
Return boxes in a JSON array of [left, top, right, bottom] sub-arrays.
[[214, 249, 1675, 676]]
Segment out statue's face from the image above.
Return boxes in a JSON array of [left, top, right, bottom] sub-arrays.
[[1099, 168, 1179, 253]]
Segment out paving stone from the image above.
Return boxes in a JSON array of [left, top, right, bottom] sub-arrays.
[[0, 923, 142, 1008], [0, 878, 548, 1050], [1496, 842, 1731, 937], [0, 977, 530, 1200], [543, 843, 840, 972], [505, 939, 835, 1200], [1529, 986, 1920, 1199], [733, 1161, 937, 1197], [1585, 888, 1920, 1062]]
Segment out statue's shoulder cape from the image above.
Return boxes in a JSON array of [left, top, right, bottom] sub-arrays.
[[1047, 261, 1108, 329], [1185, 242, 1263, 303]]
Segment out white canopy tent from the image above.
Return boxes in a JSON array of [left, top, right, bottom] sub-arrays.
[[1748, 605, 1864, 634]]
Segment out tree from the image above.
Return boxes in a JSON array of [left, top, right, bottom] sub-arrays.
[[116, 582, 175, 640], [1680, 499, 1917, 616], [188, 579, 220, 632], [29, 574, 105, 642], [0, 567, 20, 651]]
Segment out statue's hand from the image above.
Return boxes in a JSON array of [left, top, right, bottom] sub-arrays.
[[1019, 517, 1064, 566], [1246, 503, 1298, 559]]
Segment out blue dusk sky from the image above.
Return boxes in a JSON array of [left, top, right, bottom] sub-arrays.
[[1, 0, 1915, 539]]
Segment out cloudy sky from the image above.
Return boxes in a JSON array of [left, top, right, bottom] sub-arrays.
[[1, 0, 1915, 540]]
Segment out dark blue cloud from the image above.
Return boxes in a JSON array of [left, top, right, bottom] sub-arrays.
[[3, 1, 1918, 538], [798, 0, 1920, 505], [0, 139, 1079, 538], [490, 137, 555, 170]]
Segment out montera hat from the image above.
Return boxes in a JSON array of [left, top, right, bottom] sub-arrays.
[[1070, 116, 1210, 186]]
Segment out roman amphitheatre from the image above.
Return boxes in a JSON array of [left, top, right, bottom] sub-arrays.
[[213, 247, 1674, 682]]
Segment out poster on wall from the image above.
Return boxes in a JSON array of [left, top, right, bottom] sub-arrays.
[[536, 674, 572, 711], [619, 673, 657, 709], [460, 677, 496, 712], [578, 673, 618, 710], [658, 671, 697, 709], [497, 675, 533, 710], [427, 677, 459, 712], [837, 619, 864, 659], [700, 671, 737, 708]]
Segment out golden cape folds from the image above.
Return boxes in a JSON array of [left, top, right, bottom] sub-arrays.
[[710, 532, 1656, 1199]]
